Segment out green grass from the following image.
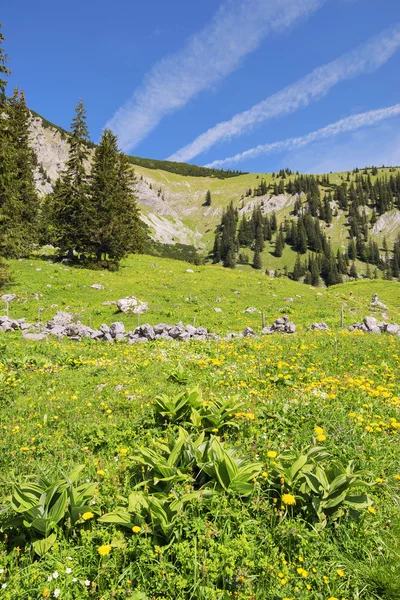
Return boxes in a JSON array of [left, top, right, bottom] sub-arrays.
[[3, 254, 400, 334], [0, 255, 400, 599]]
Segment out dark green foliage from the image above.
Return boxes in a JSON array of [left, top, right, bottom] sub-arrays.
[[292, 253, 304, 281], [350, 261, 358, 279], [87, 129, 143, 261], [253, 249, 262, 270], [48, 100, 91, 257], [126, 155, 246, 179], [0, 28, 38, 259], [274, 231, 284, 257], [204, 190, 212, 206]]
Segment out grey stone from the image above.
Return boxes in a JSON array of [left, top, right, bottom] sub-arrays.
[[100, 324, 110, 334], [261, 326, 273, 335], [243, 327, 255, 337], [110, 322, 125, 337], [185, 325, 196, 336], [103, 332, 114, 343], [285, 298, 293, 303], [154, 323, 172, 335], [117, 296, 148, 314], [307, 322, 329, 331], [135, 323, 155, 340], [364, 316, 377, 331], [46, 325, 65, 337], [195, 326, 208, 336], [286, 322, 296, 333], [244, 307, 257, 313], [168, 325, 185, 339], [1, 321, 12, 332], [214, 307, 222, 313], [185, 269, 194, 273], [91, 283, 104, 290], [0, 315, 10, 324], [23, 333, 47, 341], [90, 329, 103, 339], [369, 326, 381, 334], [20, 322, 32, 331], [1, 293, 17, 303], [387, 323, 400, 335], [275, 317, 288, 325]]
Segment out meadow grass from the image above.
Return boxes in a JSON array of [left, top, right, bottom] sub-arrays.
[[0, 256, 400, 599]]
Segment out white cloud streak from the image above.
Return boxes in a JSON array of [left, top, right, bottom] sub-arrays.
[[105, 0, 324, 151], [205, 104, 400, 168], [169, 24, 400, 163]]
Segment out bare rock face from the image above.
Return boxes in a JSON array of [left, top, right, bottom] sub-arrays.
[[117, 296, 148, 314]]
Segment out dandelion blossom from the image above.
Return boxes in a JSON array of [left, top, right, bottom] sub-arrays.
[[98, 544, 112, 557], [132, 525, 141, 534], [282, 493, 296, 506], [267, 450, 277, 458], [82, 512, 94, 521]]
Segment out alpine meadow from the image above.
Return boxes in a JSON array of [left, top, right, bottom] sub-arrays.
[[1, 2, 400, 600]]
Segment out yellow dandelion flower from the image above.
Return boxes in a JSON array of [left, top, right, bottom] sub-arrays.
[[267, 450, 277, 458], [97, 469, 105, 476], [262, 471, 268, 478], [336, 569, 345, 577], [394, 474, 400, 480], [42, 589, 51, 598], [367, 506, 376, 514], [132, 525, 141, 534], [316, 434, 327, 442], [282, 493, 296, 506], [314, 426, 324, 435], [82, 511, 94, 521], [98, 544, 112, 557]]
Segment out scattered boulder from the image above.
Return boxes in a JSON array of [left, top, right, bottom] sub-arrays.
[[134, 323, 155, 341], [185, 269, 194, 273], [244, 307, 257, 313], [348, 317, 400, 334], [1, 294, 17, 303], [109, 322, 124, 338], [285, 298, 293, 303], [261, 316, 296, 335], [214, 307, 222, 313], [307, 322, 329, 331], [387, 323, 400, 335], [117, 296, 148, 314], [364, 316, 377, 331], [91, 283, 104, 290], [243, 327, 255, 337], [47, 311, 73, 329]]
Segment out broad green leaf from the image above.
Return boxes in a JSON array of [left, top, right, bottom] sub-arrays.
[[98, 511, 132, 526], [33, 533, 57, 557]]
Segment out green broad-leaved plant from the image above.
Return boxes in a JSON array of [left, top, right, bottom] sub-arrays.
[[267, 446, 373, 529], [2, 465, 99, 555]]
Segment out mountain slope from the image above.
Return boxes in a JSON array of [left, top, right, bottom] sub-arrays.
[[28, 111, 400, 275]]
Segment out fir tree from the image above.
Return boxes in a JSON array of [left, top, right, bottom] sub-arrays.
[[88, 129, 143, 261], [349, 261, 357, 279], [50, 99, 90, 258], [204, 190, 211, 206], [0, 88, 39, 257], [223, 243, 236, 268], [253, 249, 262, 270], [212, 235, 221, 263], [274, 231, 284, 257], [292, 253, 303, 280]]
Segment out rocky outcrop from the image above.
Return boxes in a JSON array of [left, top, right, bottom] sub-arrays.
[[117, 296, 149, 314], [262, 316, 296, 335], [348, 316, 400, 334]]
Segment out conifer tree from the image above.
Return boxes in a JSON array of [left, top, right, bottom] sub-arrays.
[[204, 190, 212, 206], [0, 88, 39, 257], [88, 129, 143, 261], [349, 261, 357, 279], [274, 231, 284, 257], [253, 249, 262, 270], [212, 234, 221, 263], [50, 100, 90, 258], [292, 253, 303, 280]]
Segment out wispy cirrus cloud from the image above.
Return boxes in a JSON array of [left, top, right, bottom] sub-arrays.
[[205, 104, 400, 168], [169, 24, 400, 163], [105, 0, 325, 151]]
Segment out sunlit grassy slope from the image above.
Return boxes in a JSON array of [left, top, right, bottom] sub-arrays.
[[5, 254, 400, 334]]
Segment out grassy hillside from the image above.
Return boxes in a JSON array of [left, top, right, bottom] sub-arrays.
[[1, 255, 400, 599], [4, 254, 400, 334]]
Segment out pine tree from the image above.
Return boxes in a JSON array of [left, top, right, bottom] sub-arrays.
[[223, 243, 236, 268], [212, 235, 221, 263], [88, 130, 143, 261], [253, 249, 262, 270], [274, 231, 284, 257], [204, 190, 211, 206], [50, 99, 90, 258], [292, 253, 303, 280], [349, 261, 357, 279], [0, 89, 39, 257], [348, 238, 356, 260]]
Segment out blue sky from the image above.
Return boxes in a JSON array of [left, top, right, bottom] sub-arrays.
[[2, 0, 400, 173]]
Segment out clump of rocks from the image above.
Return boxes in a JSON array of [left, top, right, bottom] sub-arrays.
[[307, 322, 329, 331], [261, 316, 296, 335], [0, 311, 213, 343], [348, 316, 400, 335], [117, 296, 149, 314]]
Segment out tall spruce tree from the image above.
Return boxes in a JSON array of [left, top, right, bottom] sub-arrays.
[[50, 100, 90, 257], [88, 130, 143, 261], [0, 88, 39, 257], [0, 27, 38, 258]]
